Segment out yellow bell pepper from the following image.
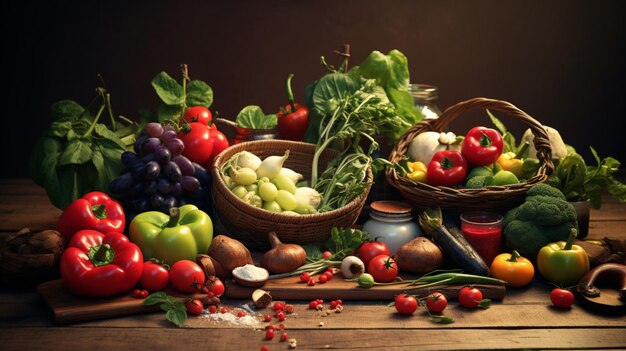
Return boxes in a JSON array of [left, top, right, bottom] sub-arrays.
[[496, 142, 529, 178], [406, 161, 427, 183]]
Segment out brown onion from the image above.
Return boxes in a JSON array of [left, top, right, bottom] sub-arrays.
[[207, 235, 254, 279], [260, 232, 307, 274], [394, 237, 442, 274]]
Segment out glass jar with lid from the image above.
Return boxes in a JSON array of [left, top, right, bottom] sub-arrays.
[[361, 201, 423, 255], [409, 84, 442, 120]]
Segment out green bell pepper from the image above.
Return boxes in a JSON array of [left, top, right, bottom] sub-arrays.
[[537, 228, 590, 286], [129, 204, 213, 264]]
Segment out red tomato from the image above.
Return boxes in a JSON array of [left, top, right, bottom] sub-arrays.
[[550, 288, 574, 308], [203, 128, 230, 168], [394, 294, 418, 315], [458, 286, 483, 308], [357, 241, 391, 268], [462, 126, 504, 166], [177, 122, 214, 164], [184, 106, 213, 126], [367, 255, 398, 283], [140, 261, 170, 292], [169, 260, 205, 293], [185, 298, 204, 315], [425, 292, 448, 313], [206, 276, 225, 297]]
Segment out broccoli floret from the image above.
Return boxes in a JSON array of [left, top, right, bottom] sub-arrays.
[[515, 195, 577, 226], [526, 183, 566, 200], [502, 183, 578, 258], [503, 220, 551, 259]]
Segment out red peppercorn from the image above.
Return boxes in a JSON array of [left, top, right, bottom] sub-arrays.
[[265, 328, 275, 340], [300, 272, 310, 282], [208, 305, 217, 313], [280, 332, 288, 342], [220, 307, 229, 314], [237, 311, 246, 318], [318, 274, 328, 284], [260, 346, 269, 351], [263, 314, 272, 322], [309, 300, 318, 309], [273, 302, 286, 311], [307, 278, 315, 286]]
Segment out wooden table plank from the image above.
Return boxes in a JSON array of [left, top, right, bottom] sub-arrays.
[[1, 327, 625, 350]]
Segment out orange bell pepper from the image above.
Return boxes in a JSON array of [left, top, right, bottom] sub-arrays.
[[490, 250, 535, 287]]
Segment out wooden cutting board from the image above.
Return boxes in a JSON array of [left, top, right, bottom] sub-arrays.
[[36, 279, 203, 324], [224, 274, 506, 301]]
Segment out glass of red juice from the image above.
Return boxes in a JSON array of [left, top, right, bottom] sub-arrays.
[[460, 212, 503, 266]]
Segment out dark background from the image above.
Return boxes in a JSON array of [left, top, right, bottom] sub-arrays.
[[2, 0, 624, 178]]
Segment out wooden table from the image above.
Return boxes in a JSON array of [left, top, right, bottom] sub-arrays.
[[1, 179, 625, 350]]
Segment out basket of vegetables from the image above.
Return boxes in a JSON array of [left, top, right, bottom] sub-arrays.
[[211, 139, 373, 248], [386, 97, 554, 213]]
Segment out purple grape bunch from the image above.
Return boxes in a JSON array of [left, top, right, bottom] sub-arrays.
[[109, 122, 212, 215]]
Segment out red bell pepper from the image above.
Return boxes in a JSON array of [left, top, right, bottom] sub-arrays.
[[427, 150, 468, 187], [56, 191, 125, 241], [60, 230, 143, 297], [277, 73, 309, 141], [462, 126, 504, 166]]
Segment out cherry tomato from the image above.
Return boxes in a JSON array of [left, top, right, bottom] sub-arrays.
[[177, 122, 214, 164], [132, 288, 142, 298], [394, 294, 418, 315], [300, 272, 310, 283], [185, 299, 204, 315], [425, 292, 448, 314], [140, 261, 170, 292], [367, 255, 398, 283], [206, 276, 225, 297], [169, 260, 205, 293], [357, 241, 391, 268], [184, 106, 213, 126], [550, 288, 574, 308], [322, 251, 332, 259], [458, 286, 483, 308]]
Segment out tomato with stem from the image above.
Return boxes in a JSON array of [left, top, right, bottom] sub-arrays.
[[425, 292, 448, 314], [140, 260, 170, 292], [394, 294, 418, 315], [367, 255, 398, 283]]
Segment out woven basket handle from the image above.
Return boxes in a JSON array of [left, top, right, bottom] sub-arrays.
[[391, 97, 554, 177]]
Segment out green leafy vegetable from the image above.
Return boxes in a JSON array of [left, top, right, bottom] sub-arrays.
[[142, 292, 188, 328], [304, 49, 423, 144], [487, 110, 518, 154], [235, 105, 277, 129], [30, 89, 143, 210], [548, 147, 626, 208], [151, 67, 214, 123]]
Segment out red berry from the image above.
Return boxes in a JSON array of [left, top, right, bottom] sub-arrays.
[[266, 324, 276, 330], [316, 299, 324, 304], [237, 311, 246, 318], [323, 271, 333, 280], [264, 314, 272, 322], [309, 301, 318, 309], [273, 302, 286, 311], [132, 288, 142, 298], [220, 307, 229, 314], [280, 332, 288, 341], [330, 300, 338, 309], [326, 267, 334, 274], [300, 272, 310, 282], [278, 323, 286, 330], [323, 251, 332, 259], [260, 346, 269, 351], [265, 329, 275, 339], [208, 305, 217, 313], [336, 299, 343, 305], [318, 274, 328, 284], [139, 289, 149, 298], [277, 313, 286, 322], [307, 278, 315, 286]]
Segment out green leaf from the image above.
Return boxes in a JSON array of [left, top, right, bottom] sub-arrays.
[[428, 315, 455, 324], [312, 73, 358, 113], [47, 121, 73, 138], [29, 137, 48, 186], [235, 105, 276, 129], [589, 146, 602, 167], [58, 139, 93, 166], [50, 100, 88, 120], [487, 109, 507, 134], [607, 177, 626, 202], [157, 104, 182, 123], [186, 80, 213, 107], [151, 71, 184, 105], [142, 292, 169, 306], [94, 124, 126, 149], [352, 50, 410, 91], [166, 308, 187, 328]]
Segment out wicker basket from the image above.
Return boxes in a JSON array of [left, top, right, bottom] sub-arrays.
[[385, 97, 554, 213], [211, 140, 373, 249]]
